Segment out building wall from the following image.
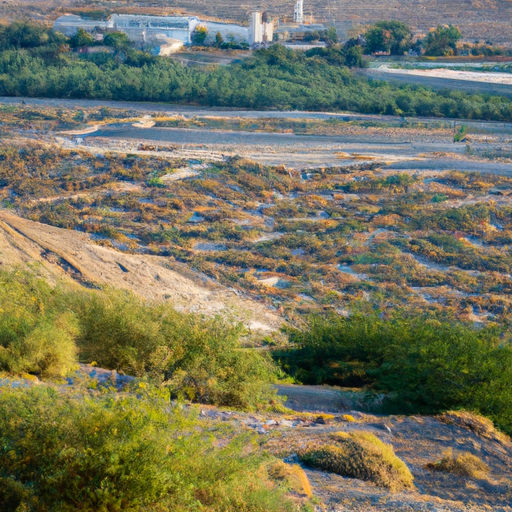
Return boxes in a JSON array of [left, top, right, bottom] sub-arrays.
[[204, 21, 248, 44], [110, 15, 199, 44], [264, 22, 274, 43], [294, 0, 304, 24], [53, 13, 267, 48], [53, 15, 112, 37]]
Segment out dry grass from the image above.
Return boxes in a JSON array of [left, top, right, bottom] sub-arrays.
[[299, 431, 414, 492], [439, 411, 510, 444], [426, 448, 490, 479], [267, 461, 312, 498]]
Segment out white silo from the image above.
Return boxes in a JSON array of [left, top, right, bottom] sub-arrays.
[[294, 0, 304, 24], [249, 12, 264, 44]]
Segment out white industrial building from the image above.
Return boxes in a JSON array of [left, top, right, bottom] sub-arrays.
[[249, 12, 263, 44], [53, 12, 273, 49], [53, 14, 200, 45], [248, 12, 274, 45], [109, 14, 200, 45], [294, 0, 304, 24], [203, 21, 249, 44], [53, 15, 112, 37]]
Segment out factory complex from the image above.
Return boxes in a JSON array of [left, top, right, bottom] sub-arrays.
[[53, 1, 328, 54], [54, 13, 274, 52]]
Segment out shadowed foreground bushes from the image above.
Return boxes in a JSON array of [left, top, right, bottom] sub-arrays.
[[299, 431, 413, 491], [280, 313, 512, 435], [0, 387, 298, 512], [0, 270, 279, 409]]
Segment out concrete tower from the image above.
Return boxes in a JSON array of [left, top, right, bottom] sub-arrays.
[[249, 12, 264, 44], [294, 0, 304, 24]]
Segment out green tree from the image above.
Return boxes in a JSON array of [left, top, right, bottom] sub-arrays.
[[103, 31, 130, 50], [69, 28, 94, 48], [215, 31, 224, 47], [364, 20, 412, 55], [0, 21, 67, 51], [192, 26, 208, 46], [423, 25, 462, 56], [325, 26, 338, 46], [344, 45, 364, 67]]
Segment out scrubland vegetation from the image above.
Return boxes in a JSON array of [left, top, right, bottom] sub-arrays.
[[0, 270, 279, 409], [299, 431, 414, 491], [426, 448, 490, 479], [3, 140, 512, 326], [1, 266, 510, 508], [2, 7, 512, 510], [1, 20, 512, 502], [1, 22, 512, 120], [0, 387, 300, 512], [281, 313, 512, 434]]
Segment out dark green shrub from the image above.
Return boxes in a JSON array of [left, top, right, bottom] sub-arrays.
[[423, 25, 462, 56], [282, 313, 512, 434], [364, 21, 412, 55]]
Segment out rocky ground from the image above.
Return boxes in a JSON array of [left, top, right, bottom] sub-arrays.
[[3, 368, 511, 512]]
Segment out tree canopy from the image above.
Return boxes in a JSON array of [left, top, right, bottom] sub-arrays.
[[0, 22, 511, 122], [69, 28, 94, 48], [191, 25, 208, 46], [423, 25, 462, 56], [103, 31, 130, 50], [364, 20, 412, 55]]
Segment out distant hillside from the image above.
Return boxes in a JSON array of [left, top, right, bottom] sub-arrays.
[[2, 0, 511, 43], [174, 0, 512, 43]]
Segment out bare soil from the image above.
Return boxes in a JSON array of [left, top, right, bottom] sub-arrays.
[[361, 69, 512, 99], [0, 211, 283, 332], [267, 385, 512, 511]]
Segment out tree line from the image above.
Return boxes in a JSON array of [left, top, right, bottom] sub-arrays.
[[1, 22, 512, 121]]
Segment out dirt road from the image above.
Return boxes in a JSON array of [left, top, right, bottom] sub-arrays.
[[361, 68, 512, 99], [80, 126, 512, 174], [5, 96, 512, 131]]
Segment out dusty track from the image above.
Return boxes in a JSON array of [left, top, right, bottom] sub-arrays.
[[5, 96, 512, 129], [361, 69, 512, 99], [76, 126, 512, 174]]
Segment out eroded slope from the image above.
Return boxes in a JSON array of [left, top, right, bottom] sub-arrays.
[[0, 211, 282, 332]]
